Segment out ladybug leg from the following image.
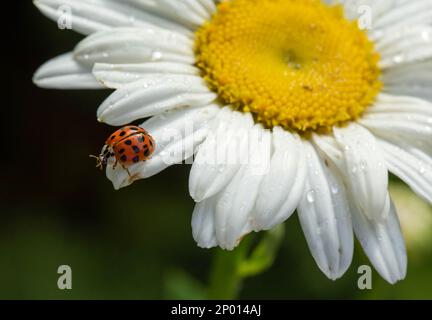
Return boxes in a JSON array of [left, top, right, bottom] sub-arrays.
[[121, 165, 132, 177]]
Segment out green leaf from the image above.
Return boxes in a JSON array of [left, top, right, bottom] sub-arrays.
[[238, 225, 285, 278]]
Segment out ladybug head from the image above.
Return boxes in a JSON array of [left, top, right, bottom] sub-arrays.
[[90, 144, 111, 170]]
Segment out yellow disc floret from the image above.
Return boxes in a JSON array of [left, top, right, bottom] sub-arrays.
[[195, 0, 382, 133]]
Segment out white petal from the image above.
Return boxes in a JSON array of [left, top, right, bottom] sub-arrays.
[[297, 142, 354, 280], [379, 139, 432, 204], [373, 0, 432, 31], [106, 105, 220, 189], [360, 95, 432, 155], [377, 25, 432, 69], [74, 27, 194, 67], [192, 197, 218, 249], [124, 0, 216, 30], [338, 0, 395, 24], [352, 196, 407, 284], [97, 75, 217, 125], [33, 0, 191, 36], [252, 127, 306, 231], [189, 110, 254, 202], [93, 62, 199, 89], [333, 124, 389, 221], [214, 126, 272, 250], [33, 52, 103, 89], [382, 60, 432, 102]]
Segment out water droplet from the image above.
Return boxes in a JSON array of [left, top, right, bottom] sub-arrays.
[[306, 190, 316, 203], [83, 54, 90, 60], [352, 166, 358, 174], [393, 54, 404, 64], [331, 185, 339, 195], [151, 51, 163, 61], [360, 160, 368, 171], [421, 30, 431, 42], [419, 163, 426, 174]]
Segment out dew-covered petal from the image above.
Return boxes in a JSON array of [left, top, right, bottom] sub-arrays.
[[124, 0, 216, 30], [333, 124, 389, 222], [192, 196, 218, 249], [379, 139, 432, 204], [74, 27, 195, 67], [361, 94, 432, 155], [252, 127, 306, 231], [189, 110, 254, 202], [297, 142, 354, 280], [33, 0, 190, 36], [214, 126, 272, 250], [97, 75, 217, 125], [352, 196, 407, 284], [93, 62, 199, 89], [377, 25, 432, 69], [382, 60, 432, 102], [373, 0, 432, 32], [33, 52, 103, 89]]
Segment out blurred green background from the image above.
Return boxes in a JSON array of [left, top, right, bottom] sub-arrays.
[[2, 1, 432, 299]]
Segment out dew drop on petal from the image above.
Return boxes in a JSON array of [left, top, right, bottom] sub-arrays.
[[331, 184, 339, 195], [151, 51, 163, 61], [419, 163, 426, 174], [360, 160, 368, 171], [421, 30, 431, 42], [306, 189, 316, 203], [392, 54, 404, 64]]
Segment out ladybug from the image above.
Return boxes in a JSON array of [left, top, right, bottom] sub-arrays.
[[91, 125, 155, 175]]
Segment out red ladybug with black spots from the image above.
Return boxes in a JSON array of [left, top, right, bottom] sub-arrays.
[[91, 125, 155, 175]]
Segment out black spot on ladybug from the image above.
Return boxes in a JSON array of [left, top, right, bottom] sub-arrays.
[[138, 136, 145, 143], [133, 146, 140, 153], [120, 131, 126, 137], [110, 135, 116, 140], [120, 155, 127, 162], [149, 139, 154, 147], [119, 148, 125, 154], [132, 156, 140, 163], [130, 126, 139, 131], [144, 149, 151, 157], [125, 140, 132, 145]]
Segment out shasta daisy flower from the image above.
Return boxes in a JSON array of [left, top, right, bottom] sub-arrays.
[[34, 0, 432, 284]]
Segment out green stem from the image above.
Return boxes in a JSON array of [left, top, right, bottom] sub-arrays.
[[207, 237, 252, 300], [206, 225, 285, 299]]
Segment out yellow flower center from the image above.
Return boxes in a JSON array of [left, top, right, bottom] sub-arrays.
[[194, 0, 382, 133]]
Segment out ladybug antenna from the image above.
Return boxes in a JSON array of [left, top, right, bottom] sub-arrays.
[[89, 155, 104, 171]]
